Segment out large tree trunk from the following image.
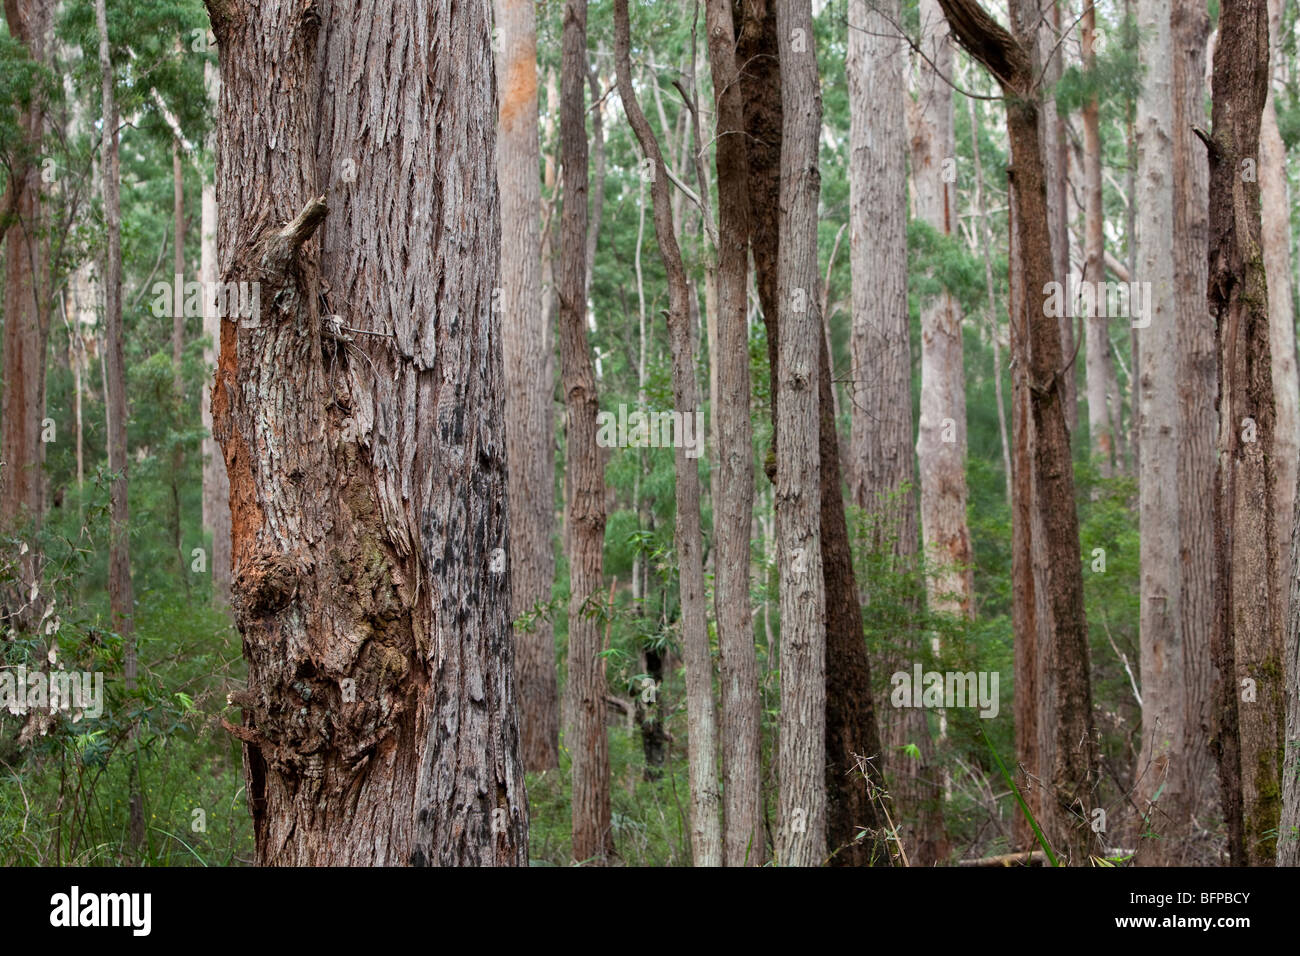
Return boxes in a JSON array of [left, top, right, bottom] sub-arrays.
[[849, 0, 947, 866], [0, 0, 53, 613], [1133, 0, 1216, 866], [706, 0, 762, 867], [614, 0, 721, 867], [773, 0, 827, 867], [205, 0, 527, 866], [940, 0, 1099, 865], [1134, 0, 1182, 865], [912, 0, 974, 621], [495, 0, 560, 773], [1206, 0, 1285, 867], [200, 59, 232, 609], [1261, 0, 1298, 595], [558, 0, 613, 864]]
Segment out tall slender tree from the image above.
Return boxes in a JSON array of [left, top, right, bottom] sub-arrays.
[[200, 57, 231, 609], [614, 0, 721, 867], [1, 0, 54, 611], [773, 0, 827, 868], [705, 0, 762, 866], [1260, 0, 1298, 591], [739, 0, 892, 868], [558, 0, 614, 864], [94, 0, 142, 852], [1081, 2, 1121, 478], [938, 0, 1099, 865], [495, 0, 560, 772], [849, 0, 947, 864], [911, 0, 974, 620]]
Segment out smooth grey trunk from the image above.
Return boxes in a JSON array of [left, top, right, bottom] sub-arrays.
[[199, 58, 231, 608]]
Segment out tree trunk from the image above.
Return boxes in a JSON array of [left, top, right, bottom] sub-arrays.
[[615, 0, 721, 867], [200, 59, 231, 609], [769, 0, 828, 868], [205, 0, 527, 866], [171, 139, 188, 589], [1206, 0, 1285, 867], [706, 0, 762, 867], [1170, 0, 1216, 847], [1283, 466, 1300, 864], [738, 0, 891, 868], [849, 0, 947, 866], [495, 0, 560, 772], [1132, 0, 1217, 865], [1134, 0, 1186, 865], [969, 91, 1013, 506], [940, 0, 1099, 865], [0, 0, 53, 614], [1081, 3, 1119, 479], [558, 0, 614, 864], [912, 0, 975, 622]]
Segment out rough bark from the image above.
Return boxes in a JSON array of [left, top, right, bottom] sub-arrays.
[[495, 0, 560, 772], [706, 0, 762, 867], [773, 0, 827, 867], [1205, 0, 1284, 867], [738, 0, 891, 868], [1283, 468, 1300, 864], [912, 0, 974, 621], [205, 0, 527, 866], [939, 0, 1099, 865], [849, 0, 947, 866], [1170, 0, 1217, 847], [558, 0, 613, 864], [0, 0, 53, 605], [1081, 2, 1120, 478]]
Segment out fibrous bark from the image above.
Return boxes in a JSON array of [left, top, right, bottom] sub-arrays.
[[558, 0, 614, 864], [706, 0, 762, 866], [1205, 0, 1285, 867], [495, 0, 560, 772], [206, 0, 527, 866]]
